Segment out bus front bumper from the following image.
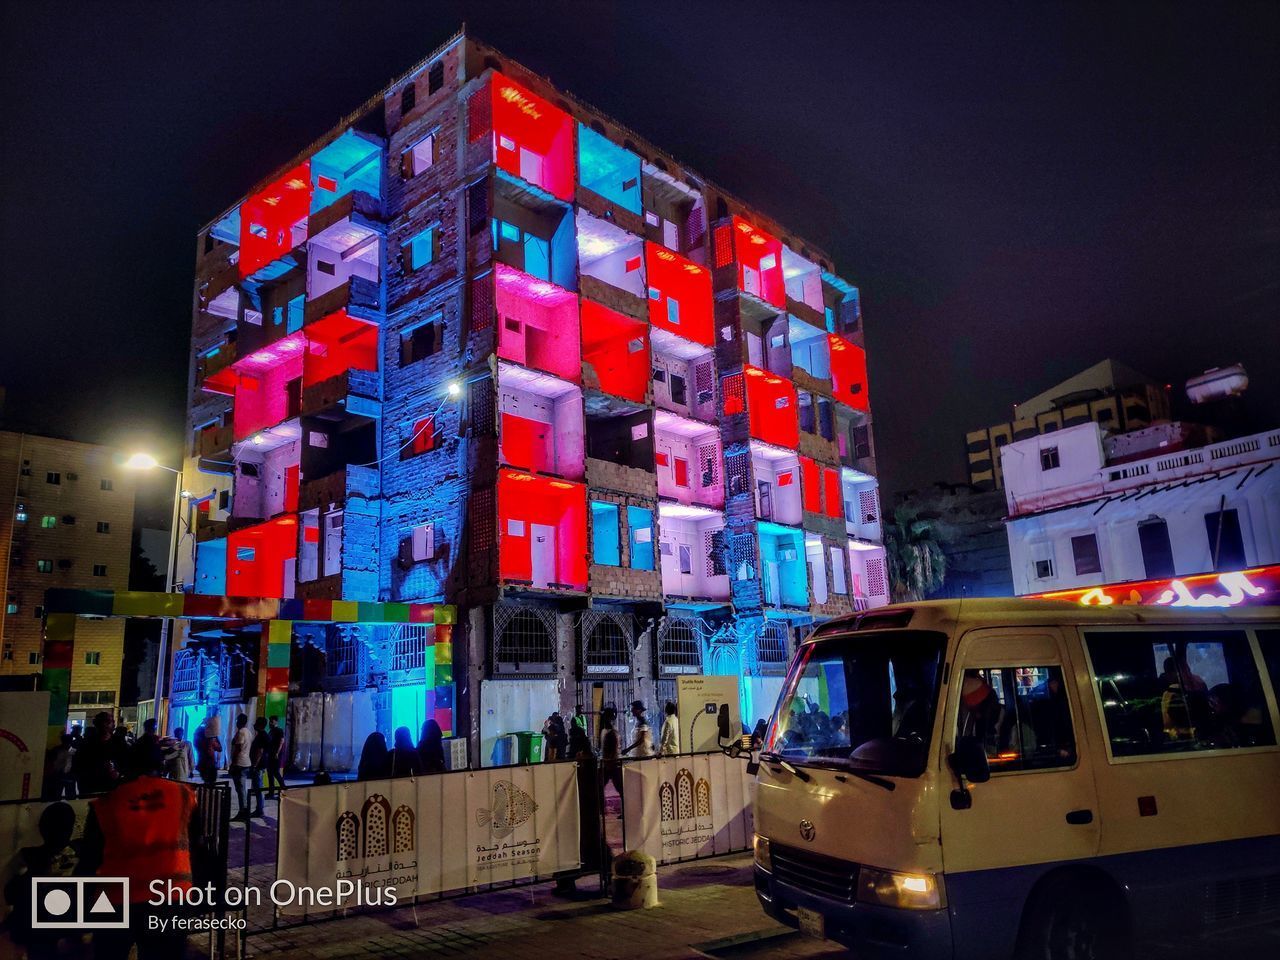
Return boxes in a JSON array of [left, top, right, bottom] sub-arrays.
[[755, 865, 952, 959]]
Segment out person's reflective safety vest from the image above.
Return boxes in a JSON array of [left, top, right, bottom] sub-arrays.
[[93, 775, 196, 902]]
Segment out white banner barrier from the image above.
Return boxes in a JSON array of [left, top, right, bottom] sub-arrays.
[[277, 763, 581, 916], [622, 753, 755, 865]]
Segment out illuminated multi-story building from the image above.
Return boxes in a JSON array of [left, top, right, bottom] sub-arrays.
[[0, 431, 136, 716], [176, 32, 886, 767]]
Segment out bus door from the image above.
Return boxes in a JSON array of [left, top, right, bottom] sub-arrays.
[[939, 627, 1100, 890]]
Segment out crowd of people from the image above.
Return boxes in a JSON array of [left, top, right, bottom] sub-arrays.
[[45, 710, 288, 821]]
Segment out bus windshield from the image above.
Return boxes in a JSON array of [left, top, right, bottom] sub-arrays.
[[764, 630, 948, 778]]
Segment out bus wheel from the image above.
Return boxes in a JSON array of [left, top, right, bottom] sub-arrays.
[[1018, 880, 1128, 960]]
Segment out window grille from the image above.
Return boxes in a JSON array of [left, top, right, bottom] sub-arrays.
[[469, 377, 496, 435], [730, 533, 756, 581], [467, 90, 491, 143], [722, 374, 745, 416], [713, 224, 733, 268], [685, 205, 706, 250], [391, 624, 429, 673], [757, 621, 790, 674], [858, 489, 879, 524], [581, 611, 631, 676], [865, 556, 888, 600], [698, 442, 719, 487], [470, 488, 495, 549], [494, 604, 557, 673], [326, 627, 358, 679], [693, 360, 715, 405], [724, 449, 750, 498], [471, 274, 494, 332], [467, 178, 489, 235], [658, 617, 701, 675], [704, 528, 727, 577]]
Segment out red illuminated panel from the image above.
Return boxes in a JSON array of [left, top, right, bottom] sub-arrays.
[[743, 366, 799, 449], [822, 467, 843, 520], [580, 300, 649, 402], [828, 335, 869, 412], [410, 417, 436, 456], [303, 311, 379, 386], [284, 465, 299, 513], [497, 469, 588, 591], [800, 457, 821, 514], [239, 162, 313, 278], [226, 516, 299, 598], [1029, 564, 1280, 608], [645, 242, 713, 346], [500, 413, 553, 473], [732, 217, 784, 308], [488, 73, 574, 201]]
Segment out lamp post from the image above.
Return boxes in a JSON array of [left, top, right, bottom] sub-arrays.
[[125, 453, 188, 730]]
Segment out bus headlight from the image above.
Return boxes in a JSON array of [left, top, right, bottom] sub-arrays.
[[753, 834, 772, 872], [856, 866, 943, 910]]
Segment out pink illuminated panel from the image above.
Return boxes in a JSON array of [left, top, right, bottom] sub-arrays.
[[495, 264, 581, 382]]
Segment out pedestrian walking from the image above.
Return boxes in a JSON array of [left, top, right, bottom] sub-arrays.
[[164, 728, 195, 781], [228, 713, 256, 820], [599, 707, 623, 808], [193, 717, 221, 786], [265, 715, 286, 797], [659, 701, 680, 756], [246, 717, 269, 818], [134, 717, 164, 776], [622, 700, 654, 758], [74, 711, 118, 795], [49, 733, 78, 799]]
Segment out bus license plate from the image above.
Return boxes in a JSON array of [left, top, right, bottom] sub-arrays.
[[797, 907, 825, 939]]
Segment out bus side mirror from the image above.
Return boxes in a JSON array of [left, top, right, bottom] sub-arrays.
[[949, 736, 990, 785]]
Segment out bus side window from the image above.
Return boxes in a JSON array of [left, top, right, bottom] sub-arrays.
[[1085, 629, 1276, 758], [956, 665, 1076, 772], [1258, 629, 1280, 699]]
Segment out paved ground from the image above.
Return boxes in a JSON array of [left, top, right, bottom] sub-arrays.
[[236, 853, 845, 960]]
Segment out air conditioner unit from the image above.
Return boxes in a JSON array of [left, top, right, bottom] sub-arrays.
[[412, 523, 436, 561], [66, 473, 79, 482]]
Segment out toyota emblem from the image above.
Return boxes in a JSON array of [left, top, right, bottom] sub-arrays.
[[799, 819, 816, 842]]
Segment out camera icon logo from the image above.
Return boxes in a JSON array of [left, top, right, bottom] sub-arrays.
[[31, 877, 130, 929]]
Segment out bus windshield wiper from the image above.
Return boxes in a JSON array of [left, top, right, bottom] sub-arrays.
[[836, 769, 895, 792], [760, 751, 811, 782]]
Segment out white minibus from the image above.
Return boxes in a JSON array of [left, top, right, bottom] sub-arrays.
[[752, 599, 1280, 959]]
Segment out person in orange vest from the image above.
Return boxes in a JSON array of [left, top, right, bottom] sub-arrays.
[[81, 743, 199, 960]]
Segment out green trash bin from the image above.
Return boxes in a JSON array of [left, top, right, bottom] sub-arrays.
[[514, 731, 545, 763]]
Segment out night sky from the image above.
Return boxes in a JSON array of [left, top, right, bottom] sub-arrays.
[[1, 1, 1276, 511]]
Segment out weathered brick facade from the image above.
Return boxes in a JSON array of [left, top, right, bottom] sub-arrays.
[[175, 31, 887, 764]]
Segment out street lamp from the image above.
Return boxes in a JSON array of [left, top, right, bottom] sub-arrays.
[[125, 453, 189, 730]]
